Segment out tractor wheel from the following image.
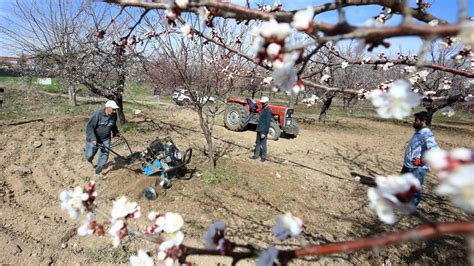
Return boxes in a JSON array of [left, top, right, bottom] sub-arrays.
[[182, 98, 192, 106], [224, 104, 248, 131], [267, 121, 281, 141]]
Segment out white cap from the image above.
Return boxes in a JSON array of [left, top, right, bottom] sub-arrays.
[[105, 100, 119, 109], [260, 96, 269, 103]]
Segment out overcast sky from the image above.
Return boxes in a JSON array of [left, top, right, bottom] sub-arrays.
[[0, 0, 472, 57]]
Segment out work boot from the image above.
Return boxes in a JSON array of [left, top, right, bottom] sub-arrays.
[[250, 156, 258, 160], [94, 172, 106, 179], [260, 158, 266, 162]]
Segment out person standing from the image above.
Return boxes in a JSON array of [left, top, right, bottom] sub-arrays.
[[251, 96, 272, 162], [154, 87, 161, 103], [85, 100, 122, 178], [401, 111, 439, 206]]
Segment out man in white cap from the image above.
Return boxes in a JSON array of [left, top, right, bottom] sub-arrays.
[[84, 100, 122, 178], [251, 96, 272, 162]]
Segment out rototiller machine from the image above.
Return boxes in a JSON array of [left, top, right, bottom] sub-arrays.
[[101, 136, 193, 200]]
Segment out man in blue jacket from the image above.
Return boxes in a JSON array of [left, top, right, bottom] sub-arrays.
[[84, 100, 122, 178], [401, 111, 439, 206], [251, 96, 272, 162]]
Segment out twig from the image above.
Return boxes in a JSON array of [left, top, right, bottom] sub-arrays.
[[1, 118, 44, 126]]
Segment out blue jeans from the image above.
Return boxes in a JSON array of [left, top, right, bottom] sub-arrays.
[[401, 166, 428, 206], [85, 139, 110, 174], [254, 132, 267, 159]]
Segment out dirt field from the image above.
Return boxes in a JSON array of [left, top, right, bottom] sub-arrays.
[[1, 84, 473, 265]]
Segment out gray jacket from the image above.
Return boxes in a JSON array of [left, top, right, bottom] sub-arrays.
[[85, 108, 119, 142]]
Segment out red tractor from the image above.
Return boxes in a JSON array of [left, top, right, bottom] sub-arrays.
[[224, 97, 299, 140]]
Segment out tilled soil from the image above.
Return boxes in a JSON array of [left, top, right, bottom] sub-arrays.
[[1, 88, 473, 265]]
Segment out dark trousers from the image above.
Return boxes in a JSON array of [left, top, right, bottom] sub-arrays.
[[254, 132, 267, 159], [401, 166, 428, 206]]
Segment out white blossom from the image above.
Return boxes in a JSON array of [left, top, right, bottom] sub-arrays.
[[77, 212, 95, 236], [260, 19, 291, 41], [257, 245, 278, 266], [320, 74, 331, 84], [266, 43, 282, 59], [368, 174, 420, 224], [441, 106, 455, 117], [180, 24, 192, 38], [424, 149, 449, 172], [156, 212, 184, 233], [271, 213, 303, 240], [175, 0, 189, 9], [109, 220, 125, 247], [203, 220, 226, 249], [292, 6, 314, 31], [362, 56, 371, 64], [382, 62, 394, 71], [60, 186, 89, 220], [341, 61, 349, 69], [272, 53, 298, 91], [262, 77, 273, 85], [130, 250, 154, 266], [160, 231, 185, 251], [111, 196, 141, 222], [369, 79, 421, 120], [436, 165, 474, 212]]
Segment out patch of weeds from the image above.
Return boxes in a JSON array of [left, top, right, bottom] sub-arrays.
[[84, 246, 132, 263], [201, 158, 239, 184]]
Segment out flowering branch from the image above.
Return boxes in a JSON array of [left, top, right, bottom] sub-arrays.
[[292, 221, 474, 257]]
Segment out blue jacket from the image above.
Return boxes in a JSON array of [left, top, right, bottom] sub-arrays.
[[256, 105, 272, 134], [403, 127, 439, 168], [85, 108, 119, 142]]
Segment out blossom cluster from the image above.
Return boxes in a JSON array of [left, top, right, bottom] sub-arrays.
[[368, 148, 473, 225], [424, 148, 474, 212], [369, 79, 421, 120], [302, 94, 320, 107], [60, 181, 305, 266]]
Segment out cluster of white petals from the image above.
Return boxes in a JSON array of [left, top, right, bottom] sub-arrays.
[[111, 196, 141, 222], [156, 212, 184, 233], [292, 7, 314, 31], [400, 66, 416, 74], [271, 213, 303, 240], [408, 70, 429, 84], [272, 52, 299, 91], [440, 77, 452, 90], [203, 220, 226, 249], [369, 79, 421, 120], [77, 212, 96, 236], [60, 186, 89, 220], [130, 250, 154, 266], [424, 148, 474, 212], [257, 245, 279, 266], [302, 94, 319, 107], [341, 61, 349, 69], [109, 220, 125, 247], [368, 174, 420, 224], [180, 24, 192, 39], [259, 19, 291, 42]]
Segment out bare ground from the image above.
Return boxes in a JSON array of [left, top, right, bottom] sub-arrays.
[[1, 85, 473, 265]]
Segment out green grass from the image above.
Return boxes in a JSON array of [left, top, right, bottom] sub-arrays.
[[0, 76, 21, 82], [201, 157, 239, 184]]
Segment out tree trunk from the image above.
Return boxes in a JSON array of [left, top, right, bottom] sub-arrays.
[[319, 94, 335, 123], [197, 108, 216, 170], [115, 61, 127, 124], [67, 84, 77, 106]]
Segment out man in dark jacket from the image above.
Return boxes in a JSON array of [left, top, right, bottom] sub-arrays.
[[84, 100, 121, 178], [251, 96, 272, 162]]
